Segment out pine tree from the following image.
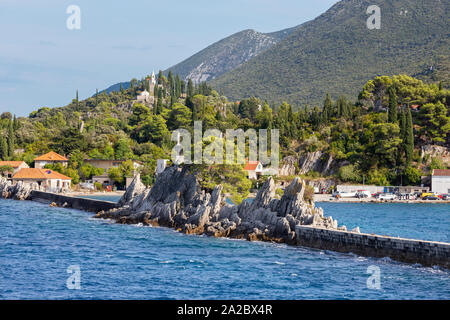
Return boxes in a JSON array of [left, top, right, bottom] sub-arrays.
[[388, 86, 398, 123], [7, 120, 15, 159], [95, 88, 99, 106], [405, 107, 414, 165]]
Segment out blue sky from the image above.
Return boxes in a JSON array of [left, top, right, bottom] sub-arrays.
[[0, 0, 337, 116]]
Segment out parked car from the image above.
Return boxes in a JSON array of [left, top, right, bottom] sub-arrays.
[[423, 196, 440, 201], [333, 191, 356, 198], [356, 190, 371, 198], [378, 193, 397, 200], [441, 194, 450, 200]]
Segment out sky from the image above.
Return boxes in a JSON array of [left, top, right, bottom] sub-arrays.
[[0, 0, 337, 116]]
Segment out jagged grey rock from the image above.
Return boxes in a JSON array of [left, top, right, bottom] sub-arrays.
[[0, 177, 37, 200], [97, 166, 347, 244]]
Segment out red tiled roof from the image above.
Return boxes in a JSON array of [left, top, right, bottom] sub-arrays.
[[243, 161, 261, 171], [34, 151, 68, 161], [432, 169, 450, 176], [12, 168, 72, 180], [0, 161, 26, 168], [410, 105, 420, 109]]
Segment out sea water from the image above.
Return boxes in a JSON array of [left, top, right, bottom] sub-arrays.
[[0, 199, 448, 299]]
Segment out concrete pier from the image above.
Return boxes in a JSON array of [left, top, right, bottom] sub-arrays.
[[295, 225, 450, 268], [30, 190, 118, 213]]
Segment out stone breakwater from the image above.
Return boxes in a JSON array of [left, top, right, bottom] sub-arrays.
[[97, 166, 346, 244]]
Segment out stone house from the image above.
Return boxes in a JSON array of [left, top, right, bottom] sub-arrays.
[[34, 151, 69, 169]]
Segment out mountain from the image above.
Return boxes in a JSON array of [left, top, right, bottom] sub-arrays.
[[164, 27, 298, 83], [211, 0, 450, 107], [102, 27, 297, 95], [102, 81, 130, 95]]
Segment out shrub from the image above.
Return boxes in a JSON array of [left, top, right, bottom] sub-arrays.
[[338, 164, 361, 182]]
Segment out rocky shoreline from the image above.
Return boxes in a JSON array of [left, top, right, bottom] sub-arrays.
[[96, 166, 358, 244], [0, 177, 38, 200]]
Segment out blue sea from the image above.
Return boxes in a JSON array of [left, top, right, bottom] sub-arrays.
[[0, 199, 449, 300]]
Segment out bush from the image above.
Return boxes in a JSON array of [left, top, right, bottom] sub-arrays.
[[304, 185, 315, 203], [338, 164, 361, 182], [403, 167, 421, 186]]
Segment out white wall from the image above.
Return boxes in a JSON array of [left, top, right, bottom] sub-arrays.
[[432, 176, 450, 194]]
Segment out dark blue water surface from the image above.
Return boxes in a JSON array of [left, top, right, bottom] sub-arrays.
[[0, 199, 449, 299]]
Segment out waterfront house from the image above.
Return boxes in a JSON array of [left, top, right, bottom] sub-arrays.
[[34, 151, 69, 169], [431, 169, 450, 194], [12, 168, 71, 192], [244, 161, 263, 180], [0, 161, 29, 179], [86, 159, 143, 189]]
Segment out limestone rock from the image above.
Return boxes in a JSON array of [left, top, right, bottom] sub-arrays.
[[97, 165, 353, 245]]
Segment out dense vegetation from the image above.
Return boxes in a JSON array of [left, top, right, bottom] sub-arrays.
[[0, 71, 448, 201], [212, 0, 450, 108]]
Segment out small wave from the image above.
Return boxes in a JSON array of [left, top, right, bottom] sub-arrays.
[[274, 261, 285, 265], [291, 273, 298, 277], [159, 260, 175, 264]]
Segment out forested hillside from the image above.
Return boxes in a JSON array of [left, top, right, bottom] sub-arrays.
[[0, 72, 448, 202], [212, 0, 450, 108]]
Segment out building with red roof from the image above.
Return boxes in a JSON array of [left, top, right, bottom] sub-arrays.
[[243, 161, 263, 180], [34, 151, 69, 169], [13, 168, 72, 192]]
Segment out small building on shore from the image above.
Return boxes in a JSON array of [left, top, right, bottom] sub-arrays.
[[431, 169, 450, 194], [0, 161, 29, 179], [244, 161, 263, 180], [34, 151, 69, 169], [12, 168, 72, 193]]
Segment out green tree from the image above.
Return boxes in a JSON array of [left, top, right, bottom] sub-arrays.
[[167, 103, 192, 130], [115, 138, 133, 160], [405, 107, 414, 165], [0, 137, 8, 160], [387, 86, 398, 123], [7, 120, 15, 158], [108, 167, 124, 185], [403, 166, 421, 186]]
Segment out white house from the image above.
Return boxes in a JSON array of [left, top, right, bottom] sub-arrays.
[[12, 168, 71, 193], [431, 169, 450, 194], [243, 161, 263, 180]]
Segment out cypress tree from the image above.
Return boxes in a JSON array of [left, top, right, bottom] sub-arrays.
[[405, 107, 414, 165], [13, 114, 18, 130], [187, 79, 194, 98], [388, 86, 398, 123], [95, 89, 99, 106], [323, 93, 333, 121], [399, 108, 406, 140], [7, 120, 14, 158], [0, 136, 8, 160], [158, 70, 164, 85]]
